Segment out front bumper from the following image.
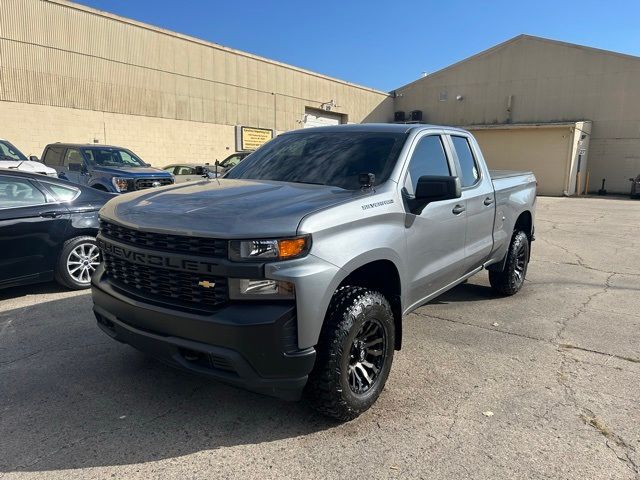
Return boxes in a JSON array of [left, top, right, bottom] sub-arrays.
[[92, 267, 316, 400]]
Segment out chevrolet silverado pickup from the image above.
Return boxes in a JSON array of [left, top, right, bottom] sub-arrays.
[[91, 124, 536, 420]]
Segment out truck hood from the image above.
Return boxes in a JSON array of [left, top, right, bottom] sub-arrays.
[[100, 178, 359, 238], [92, 165, 171, 177]]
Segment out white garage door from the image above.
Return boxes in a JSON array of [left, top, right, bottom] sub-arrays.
[[304, 109, 342, 128]]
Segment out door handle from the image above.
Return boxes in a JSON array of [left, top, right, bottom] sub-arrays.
[[452, 204, 466, 215], [40, 211, 62, 218], [483, 197, 494, 206]]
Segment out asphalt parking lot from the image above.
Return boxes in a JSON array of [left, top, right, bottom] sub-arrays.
[[1, 196, 639, 480]]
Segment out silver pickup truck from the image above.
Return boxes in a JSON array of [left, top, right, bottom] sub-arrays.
[[91, 124, 536, 420]]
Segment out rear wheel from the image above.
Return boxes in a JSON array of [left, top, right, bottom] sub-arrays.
[[489, 230, 529, 296], [305, 286, 395, 421], [55, 236, 101, 290]]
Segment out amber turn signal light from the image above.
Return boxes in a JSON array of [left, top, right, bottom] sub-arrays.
[[278, 237, 309, 259]]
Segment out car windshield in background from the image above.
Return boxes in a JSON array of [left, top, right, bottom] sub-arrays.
[[0, 141, 28, 161], [219, 154, 244, 168], [225, 132, 406, 190], [81, 148, 146, 168]]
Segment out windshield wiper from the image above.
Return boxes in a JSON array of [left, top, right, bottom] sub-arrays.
[[292, 180, 326, 186]]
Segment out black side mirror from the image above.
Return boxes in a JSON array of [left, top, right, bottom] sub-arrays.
[[415, 175, 461, 202], [407, 175, 462, 214], [29, 155, 39, 162], [68, 162, 82, 172]]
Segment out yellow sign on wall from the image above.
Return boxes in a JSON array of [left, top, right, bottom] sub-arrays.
[[236, 126, 273, 151]]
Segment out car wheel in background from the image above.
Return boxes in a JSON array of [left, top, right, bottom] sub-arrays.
[[55, 236, 101, 290]]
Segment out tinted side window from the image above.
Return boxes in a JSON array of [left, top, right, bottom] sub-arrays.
[[175, 166, 196, 175], [0, 176, 47, 208], [43, 146, 65, 166], [406, 135, 450, 193], [43, 183, 80, 202], [63, 149, 84, 167], [451, 136, 479, 187]]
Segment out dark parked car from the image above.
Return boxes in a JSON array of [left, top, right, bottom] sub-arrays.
[[630, 174, 640, 199], [41, 144, 174, 193], [0, 169, 113, 290]]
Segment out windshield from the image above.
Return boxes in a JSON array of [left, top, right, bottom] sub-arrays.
[[0, 141, 28, 161], [225, 132, 406, 190], [81, 148, 146, 168], [219, 154, 245, 168]]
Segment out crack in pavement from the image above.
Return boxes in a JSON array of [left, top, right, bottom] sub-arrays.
[[580, 409, 639, 476], [534, 259, 640, 278], [413, 311, 639, 366]]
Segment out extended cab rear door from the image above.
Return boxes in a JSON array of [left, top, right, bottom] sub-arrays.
[[445, 134, 495, 274]]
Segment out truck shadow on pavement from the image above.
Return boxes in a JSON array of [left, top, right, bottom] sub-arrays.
[[0, 293, 335, 473], [430, 281, 497, 304]]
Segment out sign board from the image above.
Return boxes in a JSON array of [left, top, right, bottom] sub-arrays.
[[235, 126, 273, 151]]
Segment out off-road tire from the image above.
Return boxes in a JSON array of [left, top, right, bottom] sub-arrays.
[[489, 230, 529, 296], [305, 286, 395, 421], [55, 236, 100, 290]]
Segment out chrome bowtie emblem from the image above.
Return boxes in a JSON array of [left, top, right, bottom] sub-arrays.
[[151, 181, 161, 187], [198, 280, 216, 289]]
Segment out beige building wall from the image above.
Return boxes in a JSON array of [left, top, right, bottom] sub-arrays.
[[394, 35, 640, 194], [0, 101, 236, 166], [0, 0, 393, 165], [468, 123, 589, 196]]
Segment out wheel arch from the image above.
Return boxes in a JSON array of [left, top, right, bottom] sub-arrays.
[[335, 258, 403, 350], [488, 209, 534, 272]]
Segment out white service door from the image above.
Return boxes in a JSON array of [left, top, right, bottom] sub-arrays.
[[304, 110, 342, 128]]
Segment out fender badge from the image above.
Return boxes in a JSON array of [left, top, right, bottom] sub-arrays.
[[198, 280, 216, 288]]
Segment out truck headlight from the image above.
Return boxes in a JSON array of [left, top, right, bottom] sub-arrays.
[[112, 177, 132, 192], [229, 235, 310, 261], [228, 279, 295, 300]]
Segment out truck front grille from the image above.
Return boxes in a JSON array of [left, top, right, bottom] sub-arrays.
[[103, 253, 228, 311], [135, 178, 173, 190], [100, 220, 228, 258]]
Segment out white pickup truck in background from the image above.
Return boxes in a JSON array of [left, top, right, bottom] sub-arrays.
[[0, 139, 57, 177]]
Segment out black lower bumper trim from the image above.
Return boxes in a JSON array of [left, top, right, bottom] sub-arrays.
[[92, 273, 316, 401]]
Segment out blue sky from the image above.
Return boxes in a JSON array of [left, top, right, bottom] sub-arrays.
[[75, 0, 640, 91]]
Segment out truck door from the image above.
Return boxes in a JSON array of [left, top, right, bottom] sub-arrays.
[[60, 148, 87, 185], [446, 134, 495, 274], [402, 133, 467, 308]]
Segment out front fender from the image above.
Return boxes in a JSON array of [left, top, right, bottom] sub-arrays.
[[88, 178, 114, 192]]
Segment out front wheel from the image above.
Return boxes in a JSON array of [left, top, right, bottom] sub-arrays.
[[489, 230, 530, 296], [305, 286, 395, 421], [55, 236, 101, 290]]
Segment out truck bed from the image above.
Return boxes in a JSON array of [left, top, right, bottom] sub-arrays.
[[489, 169, 534, 181]]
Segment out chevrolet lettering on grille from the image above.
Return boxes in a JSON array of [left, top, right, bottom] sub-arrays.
[[97, 237, 219, 274]]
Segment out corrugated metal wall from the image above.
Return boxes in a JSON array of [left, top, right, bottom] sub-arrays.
[[0, 0, 392, 130]]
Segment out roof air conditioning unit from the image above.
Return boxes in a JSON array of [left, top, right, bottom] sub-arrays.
[[410, 110, 423, 122], [394, 111, 405, 122]]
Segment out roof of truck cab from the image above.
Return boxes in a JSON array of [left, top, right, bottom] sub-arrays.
[[285, 123, 469, 135], [44, 143, 129, 149]]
